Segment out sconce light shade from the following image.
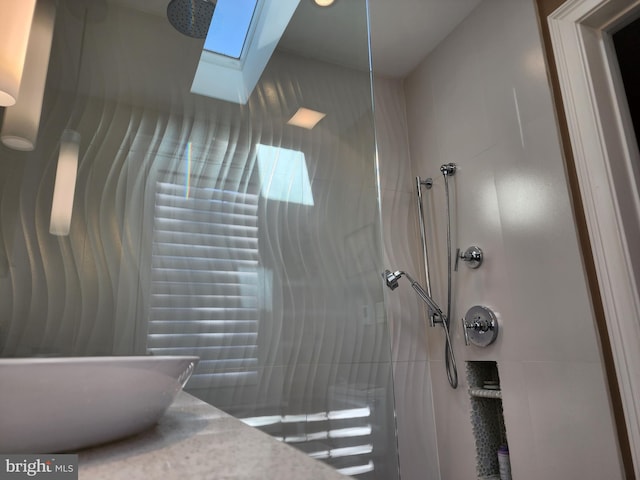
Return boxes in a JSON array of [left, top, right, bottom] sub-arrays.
[[50, 130, 80, 236], [1, 0, 56, 150], [0, 0, 37, 107]]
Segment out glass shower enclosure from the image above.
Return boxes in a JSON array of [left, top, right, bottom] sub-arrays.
[[0, 1, 399, 478]]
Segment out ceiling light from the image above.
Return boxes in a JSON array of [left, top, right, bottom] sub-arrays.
[[0, 0, 37, 106], [314, 0, 335, 6], [287, 107, 326, 129], [1, 0, 56, 151]]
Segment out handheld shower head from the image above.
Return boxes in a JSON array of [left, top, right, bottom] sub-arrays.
[[383, 270, 402, 290], [382, 269, 446, 321]]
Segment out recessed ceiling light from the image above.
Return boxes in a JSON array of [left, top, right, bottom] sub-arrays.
[[287, 107, 326, 130], [314, 0, 335, 6]]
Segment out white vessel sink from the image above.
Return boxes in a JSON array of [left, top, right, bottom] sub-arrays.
[[0, 355, 198, 453]]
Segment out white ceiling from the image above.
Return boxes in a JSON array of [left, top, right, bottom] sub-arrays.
[[104, 0, 481, 78]]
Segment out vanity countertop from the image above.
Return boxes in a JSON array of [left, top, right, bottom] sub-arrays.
[[79, 392, 349, 479]]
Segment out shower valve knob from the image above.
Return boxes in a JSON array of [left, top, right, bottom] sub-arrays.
[[465, 319, 492, 332], [462, 305, 499, 347]]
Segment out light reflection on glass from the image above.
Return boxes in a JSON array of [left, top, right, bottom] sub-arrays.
[[309, 444, 373, 459], [256, 144, 314, 205], [241, 406, 371, 427], [184, 141, 192, 198], [338, 461, 375, 476]]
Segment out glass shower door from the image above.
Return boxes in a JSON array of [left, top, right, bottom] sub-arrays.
[[0, 1, 399, 478]]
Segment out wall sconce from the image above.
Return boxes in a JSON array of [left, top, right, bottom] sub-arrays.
[[0, 0, 37, 106], [1, 0, 56, 150], [49, 130, 80, 236]]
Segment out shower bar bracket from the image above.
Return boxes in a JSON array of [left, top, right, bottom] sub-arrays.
[[418, 177, 433, 189]]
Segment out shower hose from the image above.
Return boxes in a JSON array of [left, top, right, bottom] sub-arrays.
[[442, 166, 458, 388]]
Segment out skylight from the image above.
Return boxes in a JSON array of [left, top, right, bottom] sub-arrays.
[[191, 0, 300, 104], [256, 144, 314, 206], [204, 0, 258, 59]]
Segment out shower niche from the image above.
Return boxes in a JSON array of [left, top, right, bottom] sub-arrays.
[[466, 361, 511, 480]]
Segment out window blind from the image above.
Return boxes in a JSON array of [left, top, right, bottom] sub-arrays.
[[147, 181, 260, 388]]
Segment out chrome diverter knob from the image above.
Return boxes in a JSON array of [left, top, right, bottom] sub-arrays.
[[461, 305, 498, 347]]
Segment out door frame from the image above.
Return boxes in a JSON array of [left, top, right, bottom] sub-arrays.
[[548, 0, 640, 473]]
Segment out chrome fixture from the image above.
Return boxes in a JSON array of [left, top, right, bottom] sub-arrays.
[[167, 0, 215, 38], [440, 163, 457, 176], [441, 164, 457, 388], [416, 176, 434, 324], [455, 245, 484, 270], [461, 305, 499, 347], [382, 269, 457, 386], [383, 270, 446, 322], [417, 176, 433, 189], [412, 163, 459, 388]]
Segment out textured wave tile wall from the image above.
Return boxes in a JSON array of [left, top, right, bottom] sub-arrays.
[[0, 2, 398, 478]]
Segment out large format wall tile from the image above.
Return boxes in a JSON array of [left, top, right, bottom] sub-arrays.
[[401, 0, 623, 478]]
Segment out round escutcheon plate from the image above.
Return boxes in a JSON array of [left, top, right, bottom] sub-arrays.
[[463, 305, 499, 347]]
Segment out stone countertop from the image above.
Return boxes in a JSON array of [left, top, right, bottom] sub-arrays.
[[79, 392, 349, 480]]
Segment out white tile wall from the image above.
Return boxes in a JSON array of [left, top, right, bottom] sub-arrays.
[[429, 360, 477, 479], [518, 361, 622, 479], [376, 0, 625, 478]]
